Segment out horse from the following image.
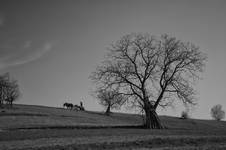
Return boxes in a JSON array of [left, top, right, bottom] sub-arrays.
[[63, 102, 73, 110]]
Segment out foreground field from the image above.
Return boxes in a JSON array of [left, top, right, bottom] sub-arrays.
[[1, 104, 226, 150]]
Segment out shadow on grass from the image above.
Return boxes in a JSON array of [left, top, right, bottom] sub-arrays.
[[7, 124, 146, 131], [0, 113, 48, 117]]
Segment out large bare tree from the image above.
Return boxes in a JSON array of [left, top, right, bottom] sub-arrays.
[[90, 33, 206, 129]]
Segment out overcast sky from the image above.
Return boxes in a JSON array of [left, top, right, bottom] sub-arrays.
[[0, 0, 226, 119]]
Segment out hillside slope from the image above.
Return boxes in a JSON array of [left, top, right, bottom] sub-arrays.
[[0, 104, 142, 129], [1, 104, 226, 132], [1, 104, 226, 150]]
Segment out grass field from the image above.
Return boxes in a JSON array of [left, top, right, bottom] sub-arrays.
[[0, 104, 226, 150]]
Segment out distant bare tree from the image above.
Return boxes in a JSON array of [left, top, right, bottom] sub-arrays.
[[5, 79, 20, 107], [0, 73, 10, 107], [0, 73, 20, 108], [96, 88, 125, 115], [211, 104, 225, 121], [90, 33, 207, 129]]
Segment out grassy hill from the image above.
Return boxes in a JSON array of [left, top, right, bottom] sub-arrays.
[[1, 104, 226, 150], [1, 104, 226, 131], [0, 104, 143, 129]]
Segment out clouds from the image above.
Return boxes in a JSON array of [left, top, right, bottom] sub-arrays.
[[0, 41, 54, 69], [0, 11, 56, 70], [0, 12, 55, 69]]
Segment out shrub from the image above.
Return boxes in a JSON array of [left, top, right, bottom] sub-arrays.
[[181, 111, 189, 119]]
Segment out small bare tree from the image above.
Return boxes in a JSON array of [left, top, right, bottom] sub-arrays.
[[96, 88, 125, 115], [211, 104, 225, 121], [0, 73, 20, 108], [5, 79, 20, 107], [0, 73, 10, 107], [90, 33, 206, 129]]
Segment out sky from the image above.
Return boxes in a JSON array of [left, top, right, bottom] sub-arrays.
[[0, 0, 226, 120]]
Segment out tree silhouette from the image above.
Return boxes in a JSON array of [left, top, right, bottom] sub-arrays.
[[211, 104, 225, 121], [96, 88, 125, 115], [0, 73, 10, 107], [0, 73, 20, 108], [90, 33, 206, 129]]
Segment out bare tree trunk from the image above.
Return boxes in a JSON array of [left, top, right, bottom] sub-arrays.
[[145, 109, 151, 128], [105, 104, 111, 116], [10, 100, 13, 108], [0, 100, 2, 108], [150, 109, 163, 129], [144, 103, 163, 129]]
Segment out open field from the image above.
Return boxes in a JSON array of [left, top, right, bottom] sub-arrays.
[[1, 104, 226, 150]]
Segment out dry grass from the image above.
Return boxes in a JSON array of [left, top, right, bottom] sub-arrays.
[[1, 104, 226, 150], [0, 104, 142, 129], [1, 134, 226, 150]]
